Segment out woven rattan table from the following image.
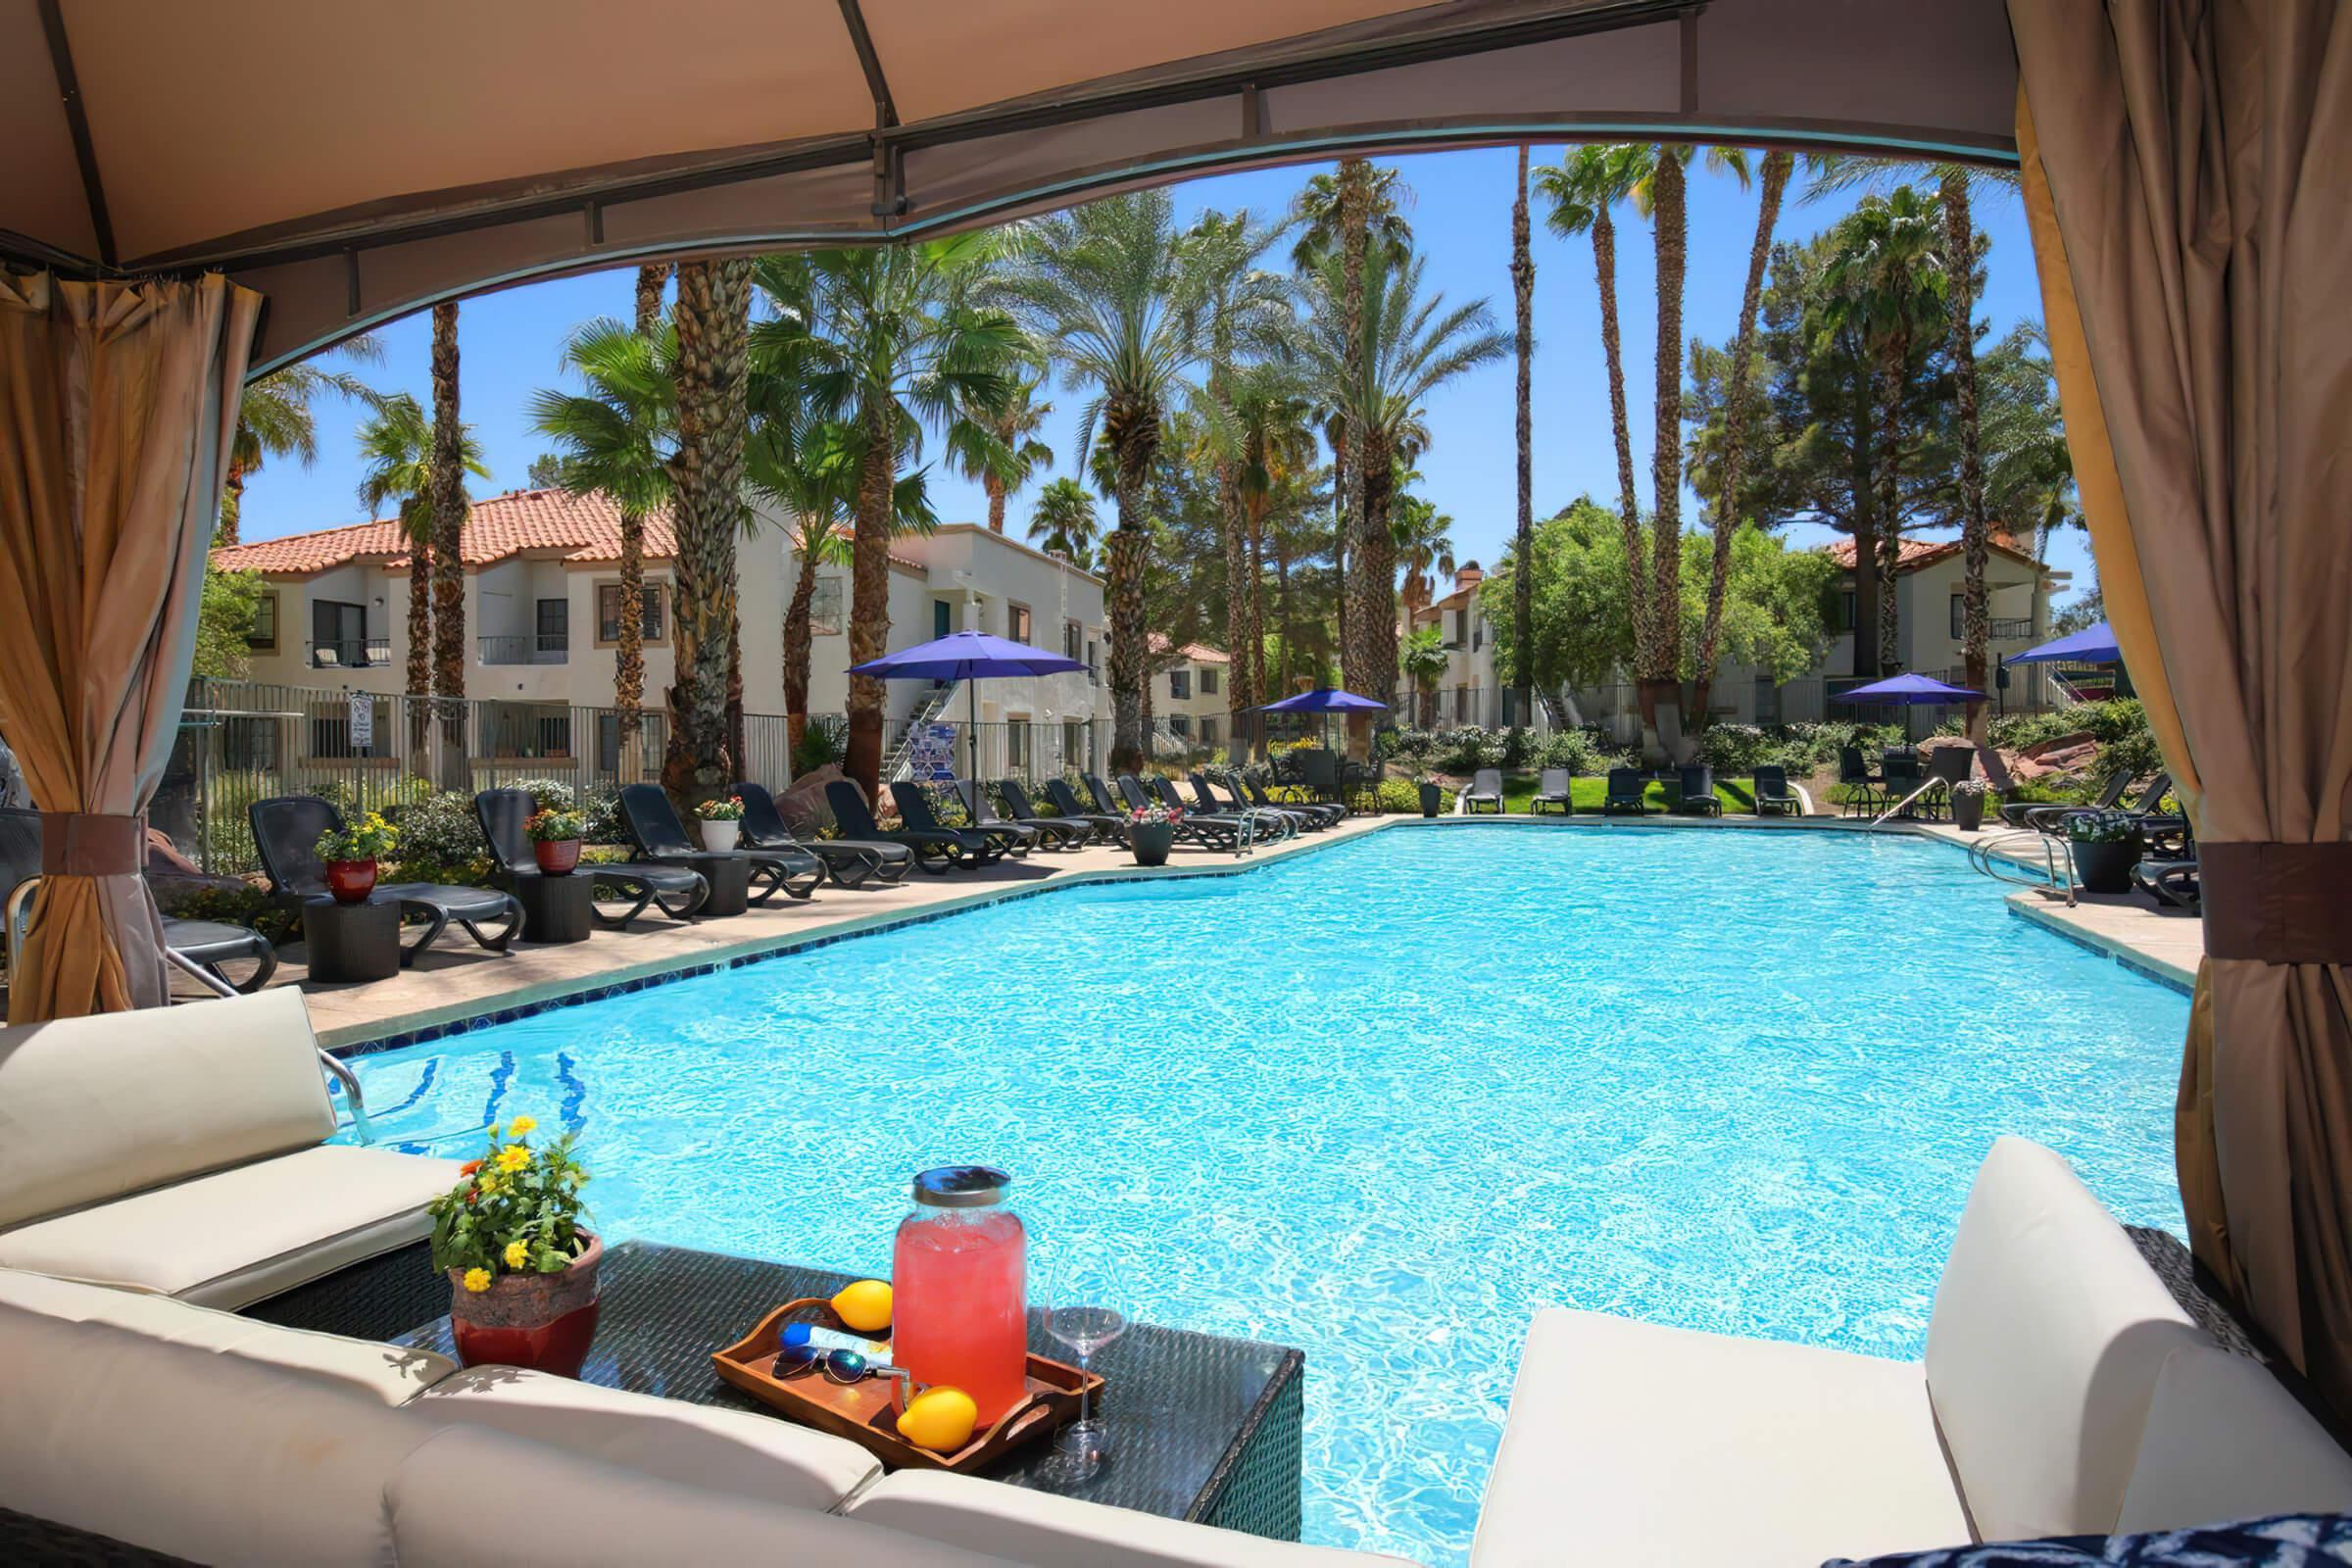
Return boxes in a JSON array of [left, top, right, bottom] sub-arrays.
[[394, 1240, 1306, 1540]]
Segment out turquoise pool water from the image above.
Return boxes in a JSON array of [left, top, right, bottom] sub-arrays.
[[345, 824, 2189, 1565]]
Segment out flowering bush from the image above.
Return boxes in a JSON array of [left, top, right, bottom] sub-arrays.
[[693, 795, 745, 821], [524, 807, 585, 844], [1950, 779, 1991, 800], [427, 1116, 591, 1289], [2066, 809, 2142, 846], [315, 811, 397, 862], [1129, 803, 1184, 826]]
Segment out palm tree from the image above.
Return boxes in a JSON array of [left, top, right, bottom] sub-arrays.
[[1026, 476, 1099, 566], [355, 393, 486, 751], [998, 190, 1227, 770], [1820, 186, 1950, 679], [1392, 484, 1456, 622], [1288, 163, 1412, 274], [1509, 143, 1536, 733], [1401, 623, 1448, 729], [426, 302, 469, 780], [220, 338, 382, 545], [662, 259, 756, 807], [1691, 149, 1793, 720], [634, 265, 669, 334], [956, 368, 1054, 533], [761, 242, 1018, 798], [529, 318, 679, 777]]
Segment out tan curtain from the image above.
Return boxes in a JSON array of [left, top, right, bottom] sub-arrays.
[[0, 271, 262, 1021], [2010, 1, 2352, 1414]]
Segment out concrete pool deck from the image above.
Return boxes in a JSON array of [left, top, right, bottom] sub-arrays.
[[268, 808, 2201, 1053]]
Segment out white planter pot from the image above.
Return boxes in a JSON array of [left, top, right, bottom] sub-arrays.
[[700, 819, 741, 853]]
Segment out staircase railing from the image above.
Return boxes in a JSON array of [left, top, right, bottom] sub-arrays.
[[884, 685, 958, 782]]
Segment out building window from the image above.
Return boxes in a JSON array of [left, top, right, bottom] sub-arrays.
[[810, 578, 844, 636], [1087, 639, 1099, 681], [536, 598, 569, 657], [1061, 719, 1086, 770], [1169, 668, 1191, 700], [1063, 618, 1082, 662], [1168, 714, 1191, 739], [596, 583, 665, 644], [1449, 609, 1468, 649], [1200, 717, 1218, 749], [1006, 721, 1030, 770], [1949, 592, 1965, 640], [247, 592, 278, 652], [1007, 603, 1032, 643], [934, 599, 955, 639], [1200, 666, 1220, 696], [1472, 618, 1483, 652], [1838, 589, 1858, 632]]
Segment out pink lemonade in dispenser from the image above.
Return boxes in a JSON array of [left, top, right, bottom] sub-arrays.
[[891, 1165, 1029, 1427]]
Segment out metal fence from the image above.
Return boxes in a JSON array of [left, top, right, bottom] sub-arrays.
[[873, 717, 1104, 783], [1557, 667, 2070, 746], [160, 677, 796, 875]]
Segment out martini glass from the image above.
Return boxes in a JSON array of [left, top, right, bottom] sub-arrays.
[[1042, 1252, 1128, 1480]]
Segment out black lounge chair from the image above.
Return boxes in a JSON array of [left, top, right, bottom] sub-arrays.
[[1838, 746, 1886, 818], [888, 782, 1006, 867], [472, 789, 708, 924], [731, 780, 911, 889], [1675, 764, 1722, 817], [1046, 777, 1128, 845], [1214, 774, 1320, 834], [1239, 772, 1342, 828], [1189, 773, 1293, 840], [1602, 768, 1650, 816], [997, 780, 1096, 849], [950, 781, 1044, 857], [2001, 769, 2129, 831], [250, 795, 522, 964], [2, 808, 279, 996], [1462, 768, 1505, 814], [1151, 776, 1253, 846], [825, 780, 977, 874], [1120, 774, 1239, 851], [1753, 765, 1801, 816], [2132, 857, 2201, 910], [1083, 773, 1129, 818], [615, 784, 821, 904], [2021, 772, 2173, 838], [1530, 768, 1574, 815]]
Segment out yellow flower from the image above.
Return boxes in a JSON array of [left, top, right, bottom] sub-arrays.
[[495, 1145, 532, 1174], [508, 1115, 537, 1138], [475, 1174, 502, 1199], [504, 1240, 529, 1269], [462, 1267, 492, 1293]]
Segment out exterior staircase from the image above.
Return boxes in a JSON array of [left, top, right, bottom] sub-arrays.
[[883, 684, 958, 782]]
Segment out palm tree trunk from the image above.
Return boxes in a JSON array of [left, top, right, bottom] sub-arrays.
[[1639, 150, 1688, 758], [1591, 204, 1649, 704], [1943, 172, 1992, 742], [1848, 348, 1883, 675], [661, 259, 752, 810], [613, 512, 646, 779], [1360, 441, 1399, 718], [984, 470, 1007, 534], [727, 612, 747, 785], [634, 266, 668, 334], [1245, 495, 1267, 760], [1510, 143, 1536, 731], [1220, 465, 1252, 756], [1337, 157, 1371, 703], [218, 461, 245, 547], [1274, 536, 1294, 697], [406, 538, 433, 755], [428, 301, 468, 789], [1105, 427, 1155, 771], [1693, 149, 1791, 720], [782, 524, 822, 755], [843, 412, 897, 801], [1875, 334, 1909, 677]]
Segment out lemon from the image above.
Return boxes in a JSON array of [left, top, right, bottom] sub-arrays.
[[895, 1386, 978, 1452], [831, 1279, 894, 1334]]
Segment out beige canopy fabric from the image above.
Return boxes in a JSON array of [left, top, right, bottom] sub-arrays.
[[0, 271, 261, 1020], [2010, 1, 2352, 1418], [3, 1, 2024, 372]]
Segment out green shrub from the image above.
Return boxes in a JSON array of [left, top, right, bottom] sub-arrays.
[[577, 788, 625, 846], [502, 777, 577, 812], [791, 723, 843, 777], [389, 790, 489, 871], [1373, 777, 1450, 813], [1532, 727, 1633, 775], [1696, 723, 1774, 774], [152, 882, 273, 925]]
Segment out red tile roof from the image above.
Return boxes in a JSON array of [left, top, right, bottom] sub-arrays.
[[1147, 634, 1228, 662], [1822, 530, 2041, 574]]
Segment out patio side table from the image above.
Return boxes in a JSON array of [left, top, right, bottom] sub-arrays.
[[394, 1241, 1304, 1541], [688, 855, 752, 916], [301, 894, 401, 983], [513, 871, 592, 944]]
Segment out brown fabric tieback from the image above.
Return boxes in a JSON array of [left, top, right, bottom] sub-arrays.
[[37, 812, 148, 877], [2201, 843, 2352, 964]]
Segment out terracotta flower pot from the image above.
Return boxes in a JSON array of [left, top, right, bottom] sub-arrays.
[[325, 858, 378, 905], [1130, 821, 1176, 867], [700, 819, 742, 854], [449, 1231, 603, 1378], [533, 839, 582, 875]]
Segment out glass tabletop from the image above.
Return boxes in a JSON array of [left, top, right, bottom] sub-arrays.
[[395, 1240, 1304, 1532]]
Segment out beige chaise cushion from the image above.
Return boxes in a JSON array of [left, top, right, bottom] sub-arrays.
[[850, 1468, 1423, 1567], [0, 1142, 462, 1306], [387, 1425, 1024, 1568], [0, 987, 332, 1229], [1924, 1137, 2207, 1542], [2116, 1343, 2352, 1532], [1470, 1307, 1969, 1567], [0, 1300, 422, 1566], [413, 1365, 879, 1510], [0, 1264, 458, 1402]]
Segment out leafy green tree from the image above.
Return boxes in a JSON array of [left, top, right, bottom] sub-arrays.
[[191, 566, 267, 679]]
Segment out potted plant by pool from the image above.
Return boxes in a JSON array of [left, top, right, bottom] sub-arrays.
[[1949, 778, 1989, 834], [525, 806, 586, 874], [1128, 802, 1182, 867], [694, 794, 745, 853], [1414, 774, 1444, 817], [428, 1115, 602, 1376], [314, 810, 398, 905], [2066, 808, 2144, 895]]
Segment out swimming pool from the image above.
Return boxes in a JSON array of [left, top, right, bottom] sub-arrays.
[[343, 823, 2190, 1565]]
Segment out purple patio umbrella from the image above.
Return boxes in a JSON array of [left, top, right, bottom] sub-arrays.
[[1832, 672, 1989, 705], [1258, 686, 1389, 752], [2003, 621, 2121, 665], [849, 630, 1085, 779]]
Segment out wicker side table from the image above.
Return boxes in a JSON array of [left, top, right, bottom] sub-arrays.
[[513, 871, 593, 943], [300, 895, 401, 982]]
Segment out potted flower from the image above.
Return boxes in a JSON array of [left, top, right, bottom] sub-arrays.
[[2066, 808, 2144, 895], [427, 1116, 601, 1376], [1127, 803, 1182, 867], [314, 811, 398, 905], [524, 807, 586, 874], [1949, 778, 1989, 834], [694, 794, 746, 853]]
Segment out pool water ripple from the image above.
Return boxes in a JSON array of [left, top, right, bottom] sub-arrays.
[[348, 824, 2187, 1565]]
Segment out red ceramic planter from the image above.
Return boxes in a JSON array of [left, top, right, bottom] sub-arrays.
[[448, 1231, 604, 1378], [325, 858, 378, 905], [533, 839, 582, 875]]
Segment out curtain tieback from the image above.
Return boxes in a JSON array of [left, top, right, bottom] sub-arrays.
[[37, 811, 148, 877], [2201, 842, 2352, 964]]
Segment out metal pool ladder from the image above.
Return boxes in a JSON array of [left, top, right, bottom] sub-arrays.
[[1967, 828, 2081, 906]]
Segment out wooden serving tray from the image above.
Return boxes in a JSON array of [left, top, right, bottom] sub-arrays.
[[711, 1298, 1104, 1473]]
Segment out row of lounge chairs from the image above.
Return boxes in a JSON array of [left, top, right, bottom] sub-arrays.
[[1457, 765, 1802, 817], [1996, 769, 2198, 908]]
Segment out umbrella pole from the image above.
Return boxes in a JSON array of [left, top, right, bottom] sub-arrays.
[[968, 675, 979, 781]]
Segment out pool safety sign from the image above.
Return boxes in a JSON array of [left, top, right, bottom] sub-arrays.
[[348, 690, 374, 750], [910, 723, 958, 781]]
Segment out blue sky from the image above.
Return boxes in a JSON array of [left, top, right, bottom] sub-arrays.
[[237, 146, 2088, 609]]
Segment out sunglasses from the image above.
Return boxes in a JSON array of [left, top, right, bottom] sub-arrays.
[[773, 1321, 912, 1406]]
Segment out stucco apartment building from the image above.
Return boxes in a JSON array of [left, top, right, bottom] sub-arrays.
[[212, 487, 1111, 781], [1147, 638, 1232, 755]]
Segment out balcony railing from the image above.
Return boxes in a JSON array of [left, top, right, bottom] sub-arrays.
[[479, 634, 570, 665], [307, 639, 390, 669], [1988, 616, 2034, 641]]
